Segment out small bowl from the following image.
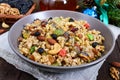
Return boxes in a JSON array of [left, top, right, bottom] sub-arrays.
[[0, 3, 36, 23], [8, 10, 115, 73]]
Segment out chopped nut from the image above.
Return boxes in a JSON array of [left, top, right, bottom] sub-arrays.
[[45, 43, 51, 49], [48, 55, 55, 63], [110, 67, 120, 80]]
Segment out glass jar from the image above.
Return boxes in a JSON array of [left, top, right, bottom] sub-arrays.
[[39, 0, 77, 11]]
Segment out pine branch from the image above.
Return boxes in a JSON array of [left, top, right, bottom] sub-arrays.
[[107, 0, 120, 27]]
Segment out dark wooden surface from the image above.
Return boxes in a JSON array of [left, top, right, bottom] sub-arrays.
[[97, 35, 120, 80], [0, 23, 120, 80]]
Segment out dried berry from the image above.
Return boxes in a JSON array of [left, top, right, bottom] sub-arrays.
[[58, 49, 66, 57], [34, 31, 41, 36], [51, 34, 57, 39], [48, 17, 53, 21], [37, 48, 44, 54], [84, 23, 90, 29], [71, 28, 78, 32], [69, 18, 74, 22], [69, 25, 74, 30], [92, 42, 99, 48]]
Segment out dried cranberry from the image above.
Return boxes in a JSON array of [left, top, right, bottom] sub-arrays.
[[58, 49, 66, 57], [41, 21, 47, 27], [84, 23, 90, 29], [71, 28, 78, 32], [69, 25, 74, 30]]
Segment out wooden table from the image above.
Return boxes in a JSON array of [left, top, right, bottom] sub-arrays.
[[0, 24, 120, 80], [97, 35, 120, 80]]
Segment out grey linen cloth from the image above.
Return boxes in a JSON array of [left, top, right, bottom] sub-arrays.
[[0, 25, 119, 80]]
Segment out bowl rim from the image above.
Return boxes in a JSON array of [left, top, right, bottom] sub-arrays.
[[8, 10, 116, 69]]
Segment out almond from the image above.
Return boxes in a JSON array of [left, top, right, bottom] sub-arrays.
[[37, 36, 45, 41], [47, 38, 57, 45], [111, 62, 120, 68]]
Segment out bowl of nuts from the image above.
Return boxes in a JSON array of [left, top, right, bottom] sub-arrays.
[[8, 10, 115, 72], [0, 0, 36, 23]]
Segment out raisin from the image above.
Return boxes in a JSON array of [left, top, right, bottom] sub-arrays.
[[71, 28, 78, 33], [92, 42, 99, 48], [51, 34, 57, 40], [37, 48, 44, 54], [69, 18, 74, 22], [34, 31, 41, 36]]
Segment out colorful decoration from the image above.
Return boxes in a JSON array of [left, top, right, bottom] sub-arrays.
[[77, 0, 120, 27], [83, 6, 98, 18], [77, 0, 108, 25], [94, 0, 108, 25]]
